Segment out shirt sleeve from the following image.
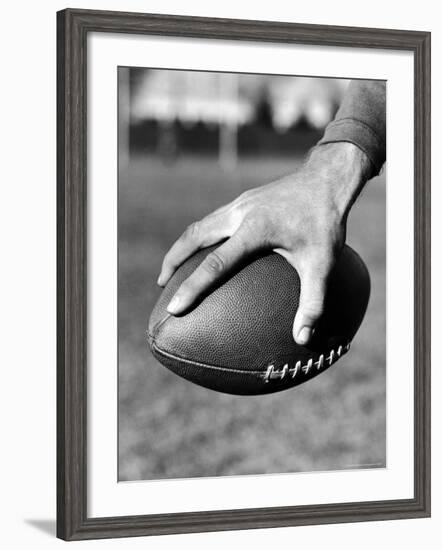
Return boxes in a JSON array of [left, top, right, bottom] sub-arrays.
[[317, 80, 386, 174]]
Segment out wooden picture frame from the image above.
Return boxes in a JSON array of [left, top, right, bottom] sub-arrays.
[[57, 8, 431, 541]]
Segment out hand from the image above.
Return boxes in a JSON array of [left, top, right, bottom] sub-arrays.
[[157, 142, 373, 345]]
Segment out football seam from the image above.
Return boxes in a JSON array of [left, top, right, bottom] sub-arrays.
[[149, 312, 173, 339], [148, 336, 351, 380], [149, 339, 267, 376]]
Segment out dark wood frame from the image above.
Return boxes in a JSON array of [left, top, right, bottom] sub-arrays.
[[57, 8, 431, 541]]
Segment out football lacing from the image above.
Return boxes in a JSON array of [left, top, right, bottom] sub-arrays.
[[262, 342, 351, 382]]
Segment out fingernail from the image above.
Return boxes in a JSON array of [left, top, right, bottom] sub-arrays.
[[157, 275, 164, 287], [297, 326, 312, 345], [167, 295, 181, 314]]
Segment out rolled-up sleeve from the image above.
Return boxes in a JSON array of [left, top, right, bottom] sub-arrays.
[[317, 80, 386, 174]]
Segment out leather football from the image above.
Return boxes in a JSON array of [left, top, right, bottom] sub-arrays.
[[147, 245, 370, 395]]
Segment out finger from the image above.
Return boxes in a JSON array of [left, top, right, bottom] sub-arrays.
[[167, 223, 259, 315], [291, 260, 330, 346], [157, 215, 229, 287]]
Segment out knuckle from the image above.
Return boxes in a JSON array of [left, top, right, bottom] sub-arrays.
[[231, 189, 256, 215], [202, 251, 225, 275], [184, 221, 201, 242], [236, 189, 254, 203], [240, 189, 253, 199]]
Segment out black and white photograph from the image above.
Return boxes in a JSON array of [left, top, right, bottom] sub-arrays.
[[118, 68, 386, 482], [1, 1, 436, 546]]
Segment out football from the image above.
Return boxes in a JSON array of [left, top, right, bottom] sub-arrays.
[[147, 245, 370, 396]]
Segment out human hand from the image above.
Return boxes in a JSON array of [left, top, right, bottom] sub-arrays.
[[157, 142, 373, 345]]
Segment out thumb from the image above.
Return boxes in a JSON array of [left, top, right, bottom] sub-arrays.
[[292, 263, 328, 346]]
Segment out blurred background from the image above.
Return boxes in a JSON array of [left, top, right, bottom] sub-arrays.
[[118, 68, 386, 481]]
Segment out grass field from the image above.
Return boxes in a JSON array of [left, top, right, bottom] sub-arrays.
[[118, 153, 386, 481]]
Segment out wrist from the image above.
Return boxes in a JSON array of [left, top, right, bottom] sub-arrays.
[[306, 142, 373, 218]]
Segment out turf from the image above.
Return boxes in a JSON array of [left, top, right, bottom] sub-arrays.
[[118, 153, 386, 481]]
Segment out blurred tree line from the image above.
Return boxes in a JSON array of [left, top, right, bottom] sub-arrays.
[[124, 68, 348, 164]]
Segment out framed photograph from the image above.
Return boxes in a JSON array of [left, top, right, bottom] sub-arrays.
[[57, 8, 431, 541]]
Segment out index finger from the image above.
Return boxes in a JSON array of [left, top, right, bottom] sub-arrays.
[[166, 224, 259, 316], [157, 214, 228, 287]]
